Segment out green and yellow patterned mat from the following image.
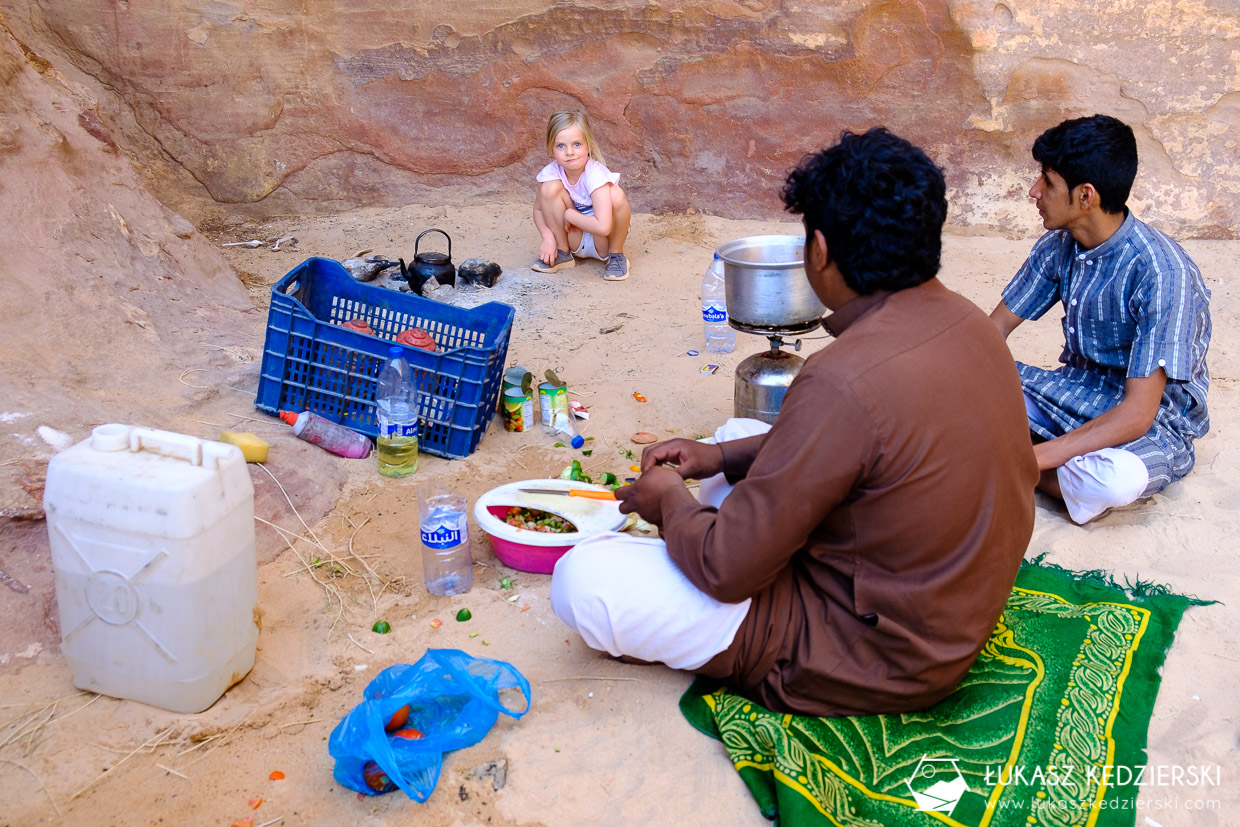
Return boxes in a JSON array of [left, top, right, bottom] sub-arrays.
[[680, 560, 1207, 826]]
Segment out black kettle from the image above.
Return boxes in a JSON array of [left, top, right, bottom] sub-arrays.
[[409, 228, 456, 289]]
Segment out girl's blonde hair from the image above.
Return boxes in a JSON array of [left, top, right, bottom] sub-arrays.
[[545, 111, 606, 167]]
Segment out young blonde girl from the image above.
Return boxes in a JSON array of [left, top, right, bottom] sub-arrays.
[[532, 111, 632, 281]]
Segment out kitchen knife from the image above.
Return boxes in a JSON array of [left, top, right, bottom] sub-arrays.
[[518, 488, 617, 501]]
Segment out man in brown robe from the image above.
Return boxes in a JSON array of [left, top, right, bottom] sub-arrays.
[[550, 128, 1039, 717]]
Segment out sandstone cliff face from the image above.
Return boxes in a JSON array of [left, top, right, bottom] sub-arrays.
[[3, 1, 1237, 238], [0, 12, 261, 518]]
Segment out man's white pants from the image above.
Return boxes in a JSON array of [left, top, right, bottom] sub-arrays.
[[1024, 394, 1150, 524], [549, 419, 769, 669]]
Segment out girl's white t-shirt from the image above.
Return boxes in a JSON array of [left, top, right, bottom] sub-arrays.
[[536, 158, 620, 212]]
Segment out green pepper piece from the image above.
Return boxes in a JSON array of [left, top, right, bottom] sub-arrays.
[[456, 608, 472, 622], [372, 620, 391, 634]]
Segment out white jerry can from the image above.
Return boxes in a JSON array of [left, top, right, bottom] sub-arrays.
[[43, 424, 259, 714]]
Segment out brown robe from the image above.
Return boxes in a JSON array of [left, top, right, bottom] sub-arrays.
[[656, 278, 1039, 717]]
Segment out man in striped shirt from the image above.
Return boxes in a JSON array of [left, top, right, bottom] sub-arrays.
[[990, 114, 1211, 524]]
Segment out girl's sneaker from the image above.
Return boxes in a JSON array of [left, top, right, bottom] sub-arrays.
[[603, 253, 630, 282], [532, 250, 576, 273]]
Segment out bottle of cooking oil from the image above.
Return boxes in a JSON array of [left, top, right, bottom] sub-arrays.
[[375, 346, 419, 477]]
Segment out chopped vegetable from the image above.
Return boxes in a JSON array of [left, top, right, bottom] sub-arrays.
[[560, 459, 592, 483], [248, 797, 263, 810], [499, 576, 513, 589], [632, 392, 646, 402], [581, 449, 593, 457], [269, 770, 285, 781], [456, 608, 472, 622], [430, 618, 443, 628], [469, 631, 479, 638], [371, 620, 391, 634], [393, 727, 424, 740], [504, 506, 577, 533]]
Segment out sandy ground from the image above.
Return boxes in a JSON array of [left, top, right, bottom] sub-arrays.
[[1, 201, 1237, 826]]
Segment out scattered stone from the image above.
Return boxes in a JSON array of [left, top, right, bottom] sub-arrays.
[[457, 257, 501, 288], [341, 256, 398, 283]]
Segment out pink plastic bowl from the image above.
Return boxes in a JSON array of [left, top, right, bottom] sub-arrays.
[[483, 505, 574, 574]]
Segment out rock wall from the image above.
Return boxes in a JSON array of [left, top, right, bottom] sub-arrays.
[[3, 1, 1237, 238], [0, 12, 258, 520]]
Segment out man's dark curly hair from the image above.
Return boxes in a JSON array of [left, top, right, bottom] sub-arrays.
[[781, 127, 947, 295], [1032, 114, 1137, 214]]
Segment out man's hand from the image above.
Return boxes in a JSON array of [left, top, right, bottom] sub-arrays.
[[640, 438, 725, 479], [1034, 370, 1167, 471], [614, 466, 684, 527]]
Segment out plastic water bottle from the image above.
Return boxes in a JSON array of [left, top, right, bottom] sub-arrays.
[[702, 253, 735, 353], [544, 409, 585, 449], [375, 346, 419, 478], [419, 482, 473, 596], [279, 410, 372, 459]]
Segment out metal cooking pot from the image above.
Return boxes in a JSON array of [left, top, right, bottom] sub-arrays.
[[717, 235, 824, 335]]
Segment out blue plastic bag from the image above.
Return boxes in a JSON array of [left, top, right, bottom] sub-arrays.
[[329, 648, 531, 801]]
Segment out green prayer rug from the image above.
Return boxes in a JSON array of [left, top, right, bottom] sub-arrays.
[[680, 560, 1207, 827]]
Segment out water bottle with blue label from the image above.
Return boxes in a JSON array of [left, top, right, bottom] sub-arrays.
[[702, 252, 735, 353], [376, 346, 419, 478], [418, 481, 473, 595]]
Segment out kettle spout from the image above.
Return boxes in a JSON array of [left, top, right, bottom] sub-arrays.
[[399, 257, 424, 296]]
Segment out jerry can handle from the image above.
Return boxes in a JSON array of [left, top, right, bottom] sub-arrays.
[[128, 428, 245, 470], [414, 228, 451, 260], [129, 427, 204, 467]]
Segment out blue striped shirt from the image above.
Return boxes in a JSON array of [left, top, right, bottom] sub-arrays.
[[1002, 212, 1211, 447]]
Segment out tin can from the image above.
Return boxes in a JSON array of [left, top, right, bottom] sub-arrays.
[[502, 388, 533, 432], [538, 382, 568, 428], [502, 366, 533, 398]]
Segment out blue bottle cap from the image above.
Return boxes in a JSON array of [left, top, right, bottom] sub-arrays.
[[570, 435, 585, 449], [388, 346, 402, 357]]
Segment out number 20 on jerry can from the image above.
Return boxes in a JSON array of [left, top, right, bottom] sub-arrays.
[[43, 424, 259, 713]]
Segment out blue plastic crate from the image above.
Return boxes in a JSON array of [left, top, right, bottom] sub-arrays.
[[255, 257, 515, 459]]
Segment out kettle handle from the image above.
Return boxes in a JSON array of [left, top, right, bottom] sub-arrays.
[[414, 228, 452, 260]]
